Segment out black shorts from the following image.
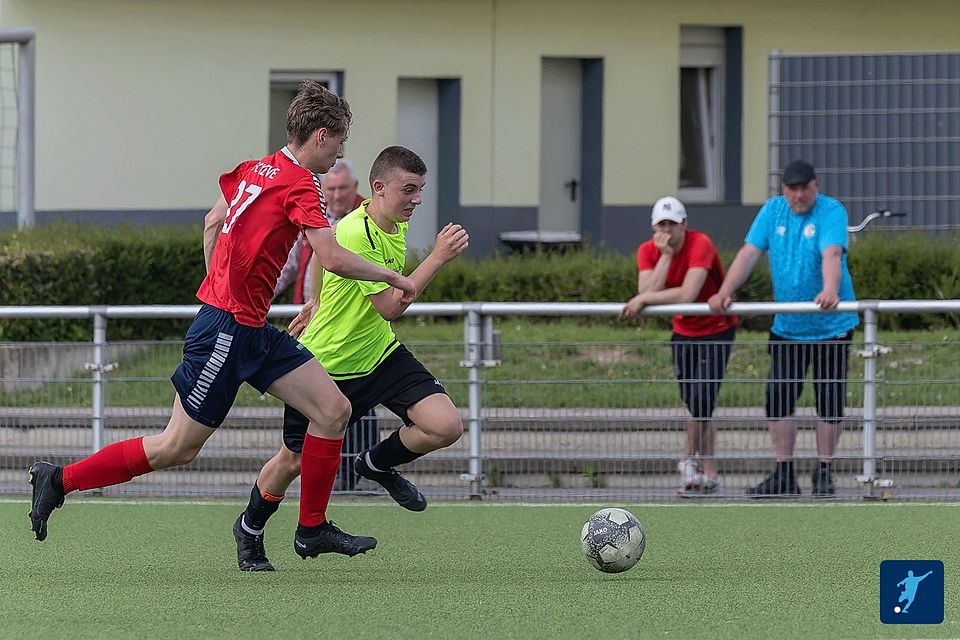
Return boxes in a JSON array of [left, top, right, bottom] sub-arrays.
[[282, 345, 447, 453], [670, 327, 735, 419], [765, 331, 853, 423]]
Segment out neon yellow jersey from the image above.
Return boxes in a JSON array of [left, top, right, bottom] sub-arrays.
[[299, 201, 407, 379]]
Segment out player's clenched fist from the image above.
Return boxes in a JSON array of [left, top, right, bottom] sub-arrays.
[[433, 223, 469, 262]]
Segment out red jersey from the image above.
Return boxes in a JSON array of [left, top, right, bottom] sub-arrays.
[[197, 148, 330, 326], [636, 229, 737, 337]]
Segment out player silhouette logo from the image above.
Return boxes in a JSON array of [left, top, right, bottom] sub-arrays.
[[895, 570, 932, 614], [880, 560, 944, 624]]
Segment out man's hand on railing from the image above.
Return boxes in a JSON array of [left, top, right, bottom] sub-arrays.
[[707, 292, 735, 314], [620, 294, 648, 320], [814, 290, 840, 310]]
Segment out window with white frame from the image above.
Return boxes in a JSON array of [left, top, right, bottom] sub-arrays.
[[679, 27, 724, 202], [268, 71, 340, 153]]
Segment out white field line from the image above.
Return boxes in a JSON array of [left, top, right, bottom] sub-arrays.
[[2, 498, 960, 509]]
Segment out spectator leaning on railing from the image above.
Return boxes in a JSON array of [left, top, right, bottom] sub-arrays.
[[622, 196, 737, 497], [708, 159, 859, 498]]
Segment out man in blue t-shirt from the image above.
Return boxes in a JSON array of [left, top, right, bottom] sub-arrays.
[[708, 160, 859, 497]]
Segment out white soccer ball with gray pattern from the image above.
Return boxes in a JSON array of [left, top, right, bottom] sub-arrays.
[[580, 507, 646, 573]]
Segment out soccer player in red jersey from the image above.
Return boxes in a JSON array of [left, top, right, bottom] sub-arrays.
[[28, 80, 415, 558]]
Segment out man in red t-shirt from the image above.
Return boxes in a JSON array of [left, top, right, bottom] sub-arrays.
[[28, 81, 415, 557], [622, 196, 736, 496]]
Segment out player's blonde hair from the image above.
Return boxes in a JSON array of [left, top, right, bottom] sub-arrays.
[[286, 79, 352, 146]]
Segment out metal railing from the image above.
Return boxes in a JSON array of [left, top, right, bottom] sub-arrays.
[[2, 300, 960, 501]]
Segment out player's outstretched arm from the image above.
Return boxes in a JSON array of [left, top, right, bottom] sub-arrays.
[[203, 195, 229, 273], [305, 226, 416, 302], [369, 223, 469, 321]]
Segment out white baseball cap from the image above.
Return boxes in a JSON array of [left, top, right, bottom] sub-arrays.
[[651, 196, 687, 224]]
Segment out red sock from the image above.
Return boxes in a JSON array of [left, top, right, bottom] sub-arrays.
[[298, 433, 343, 527], [61, 437, 153, 494]]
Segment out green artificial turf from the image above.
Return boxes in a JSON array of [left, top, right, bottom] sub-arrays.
[[2, 500, 957, 639]]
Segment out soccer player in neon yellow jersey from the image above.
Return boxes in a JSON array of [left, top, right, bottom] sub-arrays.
[[232, 145, 470, 570]]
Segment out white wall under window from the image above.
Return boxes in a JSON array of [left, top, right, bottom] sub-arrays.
[[679, 27, 724, 203]]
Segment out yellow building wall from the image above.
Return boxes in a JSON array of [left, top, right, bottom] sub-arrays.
[[2, 0, 960, 211], [0, 0, 494, 210]]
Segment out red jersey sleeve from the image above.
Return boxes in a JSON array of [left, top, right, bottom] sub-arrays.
[[218, 160, 257, 202], [285, 175, 330, 231], [636, 240, 657, 271]]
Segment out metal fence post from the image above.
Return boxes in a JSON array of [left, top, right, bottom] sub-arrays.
[[482, 314, 501, 365], [857, 306, 893, 498], [90, 310, 107, 453], [460, 308, 484, 498], [861, 309, 878, 481]]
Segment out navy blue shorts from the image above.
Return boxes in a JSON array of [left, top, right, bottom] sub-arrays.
[[171, 304, 315, 428], [282, 345, 446, 453]]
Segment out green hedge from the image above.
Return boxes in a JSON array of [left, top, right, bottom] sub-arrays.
[[0, 224, 205, 340], [408, 247, 770, 331], [1, 224, 957, 340], [412, 233, 960, 331], [848, 233, 960, 329]]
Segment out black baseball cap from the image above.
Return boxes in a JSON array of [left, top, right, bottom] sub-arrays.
[[781, 160, 816, 186]]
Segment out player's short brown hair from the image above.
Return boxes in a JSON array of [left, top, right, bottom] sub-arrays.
[[286, 79, 352, 146], [369, 146, 427, 186]]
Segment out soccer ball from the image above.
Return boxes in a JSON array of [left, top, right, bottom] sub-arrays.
[[580, 507, 646, 573]]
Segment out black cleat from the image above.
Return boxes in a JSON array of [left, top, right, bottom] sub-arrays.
[[28, 461, 65, 541], [294, 521, 377, 559], [233, 515, 275, 572], [745, 469, 801, 498], [811, 468, 837, 497], [354, 454, 427, 512]]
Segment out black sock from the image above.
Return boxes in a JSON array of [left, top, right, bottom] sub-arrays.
[[368, 429, 423, 470], [243, 483, 283, 531], [776, 460, 794, 477], [819, 461, 830, 472]]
